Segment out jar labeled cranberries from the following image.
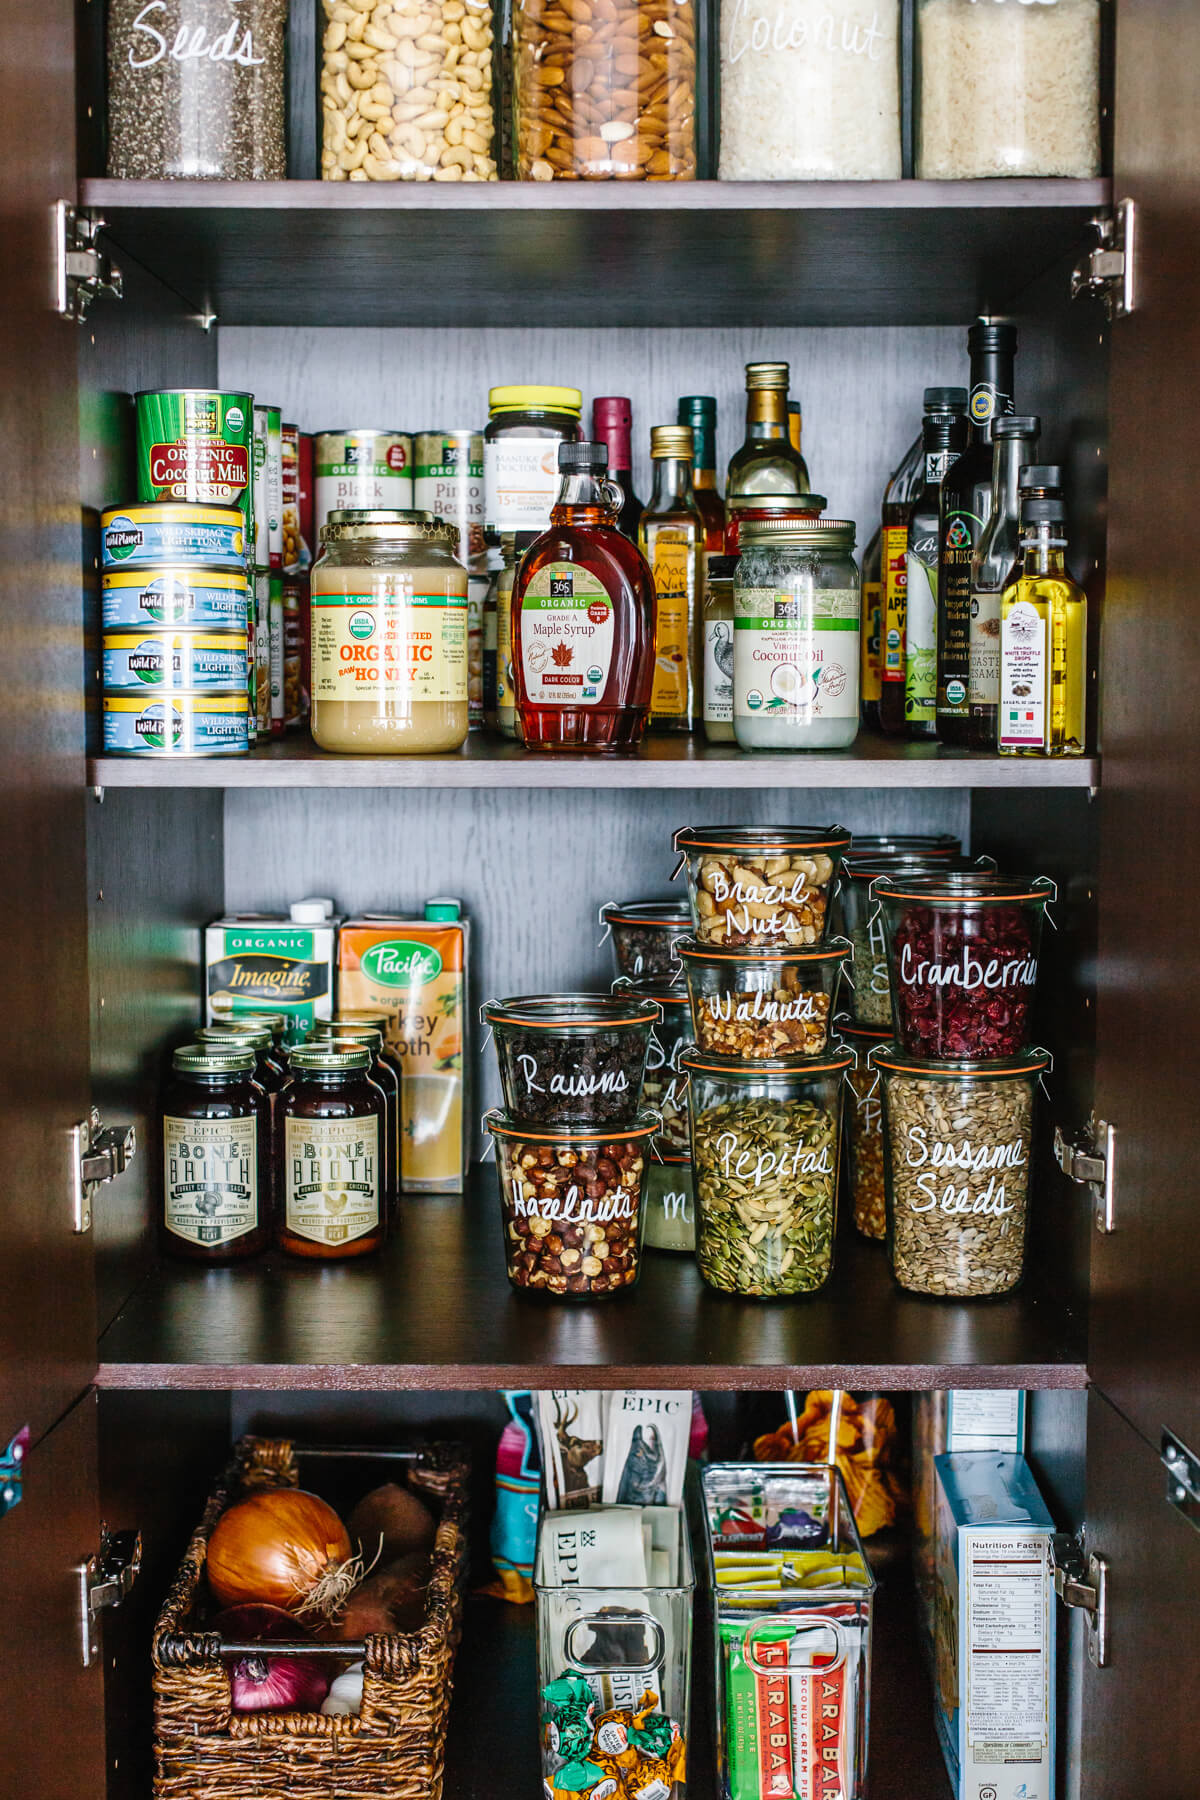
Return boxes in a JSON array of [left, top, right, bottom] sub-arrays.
[[873, 873, 1054, 1060]]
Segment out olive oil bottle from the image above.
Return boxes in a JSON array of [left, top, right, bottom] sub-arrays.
[[998, 472, 1086, 756]]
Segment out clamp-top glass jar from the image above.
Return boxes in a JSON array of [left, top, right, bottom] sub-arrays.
[[310, 510, 468, 755], [733, 519, 861, 750]]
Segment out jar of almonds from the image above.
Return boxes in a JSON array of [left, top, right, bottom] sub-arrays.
[[512, 0, 698, 181], [321, 0, 498, 183]]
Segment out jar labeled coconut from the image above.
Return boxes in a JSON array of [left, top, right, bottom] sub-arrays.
[[673, 824, 851, 948], [160, 1045, 271, 1263], [279, 1044, 386, 1260], [484, 994, 661, 1128], [310, 510, 468, 754], [734, 518, 861, 750], [874, 1043, 1051, 1297], [678, 936, 850, 1059], [841, 1021, 890, 1240], [681, 1046, 850, 1297]]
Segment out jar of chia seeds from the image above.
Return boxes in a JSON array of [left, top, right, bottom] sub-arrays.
[[733, 519, 861, 751]]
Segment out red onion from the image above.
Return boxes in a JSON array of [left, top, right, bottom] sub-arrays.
[[230, 1650, 330, 1714]]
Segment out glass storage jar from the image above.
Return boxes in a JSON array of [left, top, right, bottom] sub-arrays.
[[311, 1022, 400, 1221], [916, 0, 1101, 179], [107, 0, 287, 178], [602, 899, 692, 983], [484, 388, 583, 541], [622, 980, 692, 1158], [278, 1043, 388, 1260], [840, 1020, 890, 1239], [678, 936, 850, 1059], [309, 510, 469, 754], [833, 852, 988, 1026], [160, 1045, 272, 1263], [681, 1045, 851, 1297], [874, 1043, 1051, 1297], [674, 824, 851, 948], [719, 0, 901, 180], [643, 1155, 696, 1251], [873, 872, 1053, 1059], [320, 0, 497, 182], [733, 519, 861, 750], [513, 0, 698, 181], [484, 994, 662, 1127], [486, 1109, 658, 1296]]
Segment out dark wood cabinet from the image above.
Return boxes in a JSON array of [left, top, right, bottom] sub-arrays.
[[2, 0, 1197, 1790]]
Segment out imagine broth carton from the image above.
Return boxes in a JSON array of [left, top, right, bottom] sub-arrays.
[[205, 901, 336, 1045], [337, 901, 468, 1192]]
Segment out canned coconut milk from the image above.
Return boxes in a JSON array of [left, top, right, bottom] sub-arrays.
[[253, 403, 284, 572], [101, 566, 248, 631], [135, 391, 255, 540], [102, 631, 248, 694], [315, 429, 412, 538], [103, 692, 249, 756], [101, 504, 246, 571]]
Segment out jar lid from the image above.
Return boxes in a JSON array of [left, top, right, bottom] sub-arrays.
[[841, 854, 983, 884], [483, 993, 662, 1030], [320, 510, 451, 545], [198, 1024, 272, 1050], [674, 824, 850, 854], [488, 385, 583, 414], [332, 1010, 391, 1036], [612, 978, 691, 1007], [835, 1018, 893, 1044], [484, 1106, 661, 1143], [740, 517, 855, 549], [872, 872, 1054, 905], [680, 1043, 854, 1079], [314, 426, 407, 438], [745, 363, 789, 390], [287, 1043, 371, 1072], [650, 426, 694, 459], [727, 493, 827, 514], [676, 933, 851, 965], [848, 833, 960, 858], [705, 555, 739, 581], [869, 1043, 1052, 1079], [312, 1021, 384, 1050], [172, 1043, 255, 1074], [211, 1006, 288, 1036], [601, 900, 691, 929]]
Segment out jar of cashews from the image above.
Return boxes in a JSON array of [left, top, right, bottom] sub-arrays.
[[321, 0, 498, 183]]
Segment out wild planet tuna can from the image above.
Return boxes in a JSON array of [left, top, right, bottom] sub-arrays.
[[102, 631, 249, 694], [101, 503, 246, 571], [135, 390, 255, 541], [101, 566, 249, 631], [103, 693, 250, 756], [315, 429, 412, 539]]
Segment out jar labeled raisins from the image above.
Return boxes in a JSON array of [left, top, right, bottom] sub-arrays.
[[279, 1044, 387, 1260], [484, 993, 661, 1128], [160, 1044, 271, 1263]]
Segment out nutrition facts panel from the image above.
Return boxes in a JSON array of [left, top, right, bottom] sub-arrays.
[[965, 1532, 1051, 1749]]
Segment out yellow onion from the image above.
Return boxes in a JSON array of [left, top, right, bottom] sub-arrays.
[[207, 1489, 358, 1620]]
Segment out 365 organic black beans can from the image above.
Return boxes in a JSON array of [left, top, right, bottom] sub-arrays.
[[135, 390, 255, 543]]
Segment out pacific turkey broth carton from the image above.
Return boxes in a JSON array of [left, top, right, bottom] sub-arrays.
[[337, 900, 468, 1191]]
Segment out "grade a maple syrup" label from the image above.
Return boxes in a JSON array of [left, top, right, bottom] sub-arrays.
[[520, 562, 614, 706], [285, 1115, 380, 1245]]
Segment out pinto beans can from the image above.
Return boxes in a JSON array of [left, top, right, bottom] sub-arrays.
[[135, 390, 255, 541]]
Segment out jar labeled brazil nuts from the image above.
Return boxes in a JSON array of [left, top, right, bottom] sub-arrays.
[[512, 0, 698, 180], [874, 1044, 1050, 1297], [673, 824, 851, 948], [681, 1046, 851, 1297], [485, 1109, 657, 1297], [320, 0, 497, 182], [484, 994, 661, 1128], [678, 936, 850, 1059]]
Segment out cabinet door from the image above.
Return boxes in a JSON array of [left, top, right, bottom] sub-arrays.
[[1091, 0, 1200, 1449], [0, 0, 95, 1445]]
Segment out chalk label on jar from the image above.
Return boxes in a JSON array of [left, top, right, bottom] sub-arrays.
[[659, 1187, 693, 1223], [164, 1116, 258, 1247], [715, 1131, 834, 1187], [897, 942, 1037, 991], [705, 864, 815, 939], [726, 1, 891, 64], [508, 1179, 637, 1225], [125, 3, 266, 70], [704, 988, 822, 1026], [515, 1053, 629, 1101], [285, 1116, 380, 1245], [311, 591, 467, 704], [904, 1126, 1025, 1219], [520, 564, 614, 706]]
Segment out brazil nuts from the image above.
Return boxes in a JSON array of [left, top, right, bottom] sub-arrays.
[[321, 0, 497, 182], [513, 0, 698, 181]]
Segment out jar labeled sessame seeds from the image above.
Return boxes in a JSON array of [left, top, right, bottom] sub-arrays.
[[734, 518, 861, 750]]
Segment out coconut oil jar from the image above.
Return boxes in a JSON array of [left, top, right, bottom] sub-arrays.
[[733, 517, 861, 750], [310, 510, 468, 755]]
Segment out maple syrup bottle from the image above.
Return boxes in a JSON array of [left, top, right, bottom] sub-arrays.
[[513, 442, 655, 753]]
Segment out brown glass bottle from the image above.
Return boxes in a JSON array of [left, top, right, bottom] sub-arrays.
[[199, 1022, 287, 1090], [279, 1044, 386, 1260], [160, 1044, 271, 1263], [677, 396, 726, 551], [726, 363, 810, 503], [878, 432, 923, 735], [313, 1020, 399, 1220], [513, 441, 655, 753], [592, 397, 644, 541]]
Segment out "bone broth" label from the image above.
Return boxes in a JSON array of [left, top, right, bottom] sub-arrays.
[[164, 1115, 258, 1247], [285, 1115, 380, 1245]]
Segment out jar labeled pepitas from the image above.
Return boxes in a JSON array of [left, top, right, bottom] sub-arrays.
[[321, 0, 497, 183], [678, 936, 850, 1059], [673, 824, 851, 949], [840, 1021, 890, 1240], [874, 873, 1053, 1059], [485, 1110, 657, 1296], [512, 0, 698, 181], [681, 1046, 851, 1297], [874, 1044, 1050, 1297], [484, 994, 661, 1127]]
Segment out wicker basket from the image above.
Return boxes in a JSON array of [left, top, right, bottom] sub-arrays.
[[152, 1435, 469, 1800]]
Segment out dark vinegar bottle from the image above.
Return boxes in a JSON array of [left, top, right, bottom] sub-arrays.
[[513, 441, 656, 753], [592, 396, 644, 540]]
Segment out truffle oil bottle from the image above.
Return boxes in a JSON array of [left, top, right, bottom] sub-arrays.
[[999, 482, 1086, 756]]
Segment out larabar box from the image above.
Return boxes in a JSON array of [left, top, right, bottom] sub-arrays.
[[205, 900, 336, 1046], [337, 900, 468, 1192]]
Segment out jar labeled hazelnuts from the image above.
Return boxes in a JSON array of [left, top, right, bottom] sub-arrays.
[[485, 1110, 656, 1297]]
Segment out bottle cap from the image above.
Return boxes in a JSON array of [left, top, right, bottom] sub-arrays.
[[425, 897, 462, 920], [705, 554, 740, 581], [650, 425, 694, 459], [558, 441, 608, 472], [1022, 496, 1066, 524], [291, 896, 335, 919], [592, 397, 632, 430], [172, 1043, 255, 1075], [290, 899, 332, 923], [287, 1043, 371, 1073], [678, 395, 717, 419], [745, 362, 789, 390], [488, 385, 583, 415], [968, 320, 1018, 354], [199, 1023, 273, 1051], [1018, 464, 1063, 491], [923, 387, 968, 412], [311, 1022, 384, 1051], [993, 415, 1041, 437]]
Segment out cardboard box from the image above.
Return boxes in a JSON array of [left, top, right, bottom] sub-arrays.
[[205, 912, 336, 1045], [932, 1453, 1055, 1800]]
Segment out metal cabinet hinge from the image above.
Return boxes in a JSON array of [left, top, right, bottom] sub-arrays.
[[1050, 1532, 1110, 1668], [52, 200, 123, 323], [0, 1426, 30, 1521], [1162, 1430, 1200, 1532], [1054, 1114, 1116, 1233], [76, 1526, 142, 1668], [70, 1108, 136, 1234], [1071, 197, 1137, 319]]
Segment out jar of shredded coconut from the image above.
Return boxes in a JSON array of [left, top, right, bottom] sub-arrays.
[[916, 0, 1102, 179], [719, 0, 901, 180]]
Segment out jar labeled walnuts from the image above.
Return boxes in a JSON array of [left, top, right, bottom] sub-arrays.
[[512, 0, 698, 181], [485, 1110, 657, 1296], [678, 936, 850, 1060], [673, 824, 851, 948], [321, 0, 497, 183]]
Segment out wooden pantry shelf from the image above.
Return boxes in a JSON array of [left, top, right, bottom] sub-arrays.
[[96, 1171, 1086, 1391], [80, 177, 1110, 328], [88, 732, 1101, 790]]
